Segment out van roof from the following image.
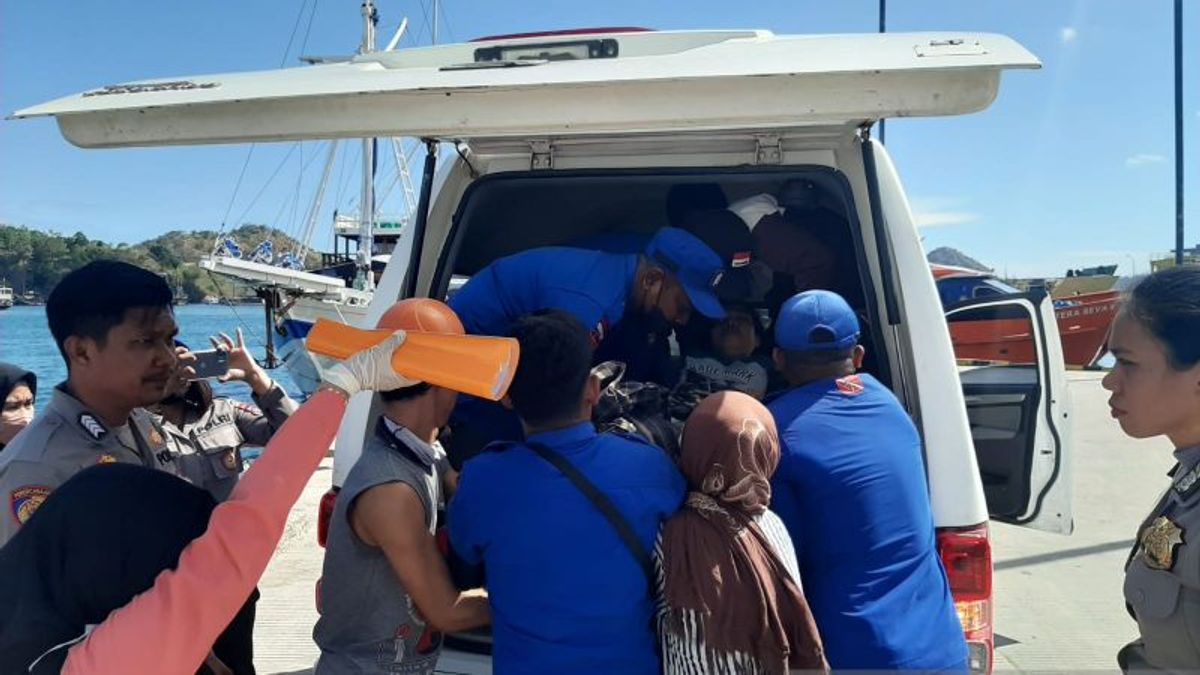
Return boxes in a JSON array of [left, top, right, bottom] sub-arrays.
[[11, 29, 1039, 148]]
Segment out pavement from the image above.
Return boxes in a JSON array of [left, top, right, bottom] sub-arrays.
[[252, 371, 1173, 674], [990, 371, 1174, 673]]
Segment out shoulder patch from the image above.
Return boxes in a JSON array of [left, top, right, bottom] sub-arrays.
[[10, 485, 51, 525], [835, 375, 865, 397], [78, 413, 107, 440], [234, 402, 262, 417]]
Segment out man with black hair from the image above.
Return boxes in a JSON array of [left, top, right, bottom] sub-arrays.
[[448, 311, 684, 675], [314, 299, 489, 675], [0, 260, 180, 546], [767, 290, 966, 671]]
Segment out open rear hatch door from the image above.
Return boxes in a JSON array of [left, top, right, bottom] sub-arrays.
[[946, 290, 1074, 534], [11, 29, 1038, 148]]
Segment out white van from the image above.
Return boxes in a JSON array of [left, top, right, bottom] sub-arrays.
[[16, 27, 1072, 674]]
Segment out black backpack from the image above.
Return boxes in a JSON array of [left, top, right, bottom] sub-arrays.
[[591, 361, 681, 460]]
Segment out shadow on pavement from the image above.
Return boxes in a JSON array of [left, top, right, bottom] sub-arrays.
[[994, 538, 1135, 571]]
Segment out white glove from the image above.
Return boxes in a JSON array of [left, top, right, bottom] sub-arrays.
[[320, 330, 421, 396]]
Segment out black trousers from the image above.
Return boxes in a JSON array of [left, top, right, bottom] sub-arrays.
[[199, 588, 259, 675]]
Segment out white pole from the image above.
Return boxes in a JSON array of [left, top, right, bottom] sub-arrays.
[[359, 0, 378, 291], [296, 141, 339, 264], [385, 17, 408, 51]]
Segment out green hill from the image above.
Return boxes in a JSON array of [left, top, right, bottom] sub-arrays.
[[0, 224, 320, 303]]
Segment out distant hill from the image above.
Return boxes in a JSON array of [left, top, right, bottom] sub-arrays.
[[0, 224, 319, 303], [926, 246, 992, 272]]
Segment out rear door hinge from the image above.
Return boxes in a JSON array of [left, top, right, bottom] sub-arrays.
[[530, 139, 553, 170], [755, 135, 782, 165]]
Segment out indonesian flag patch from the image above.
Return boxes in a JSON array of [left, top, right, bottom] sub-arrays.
[[589, 319, 610, 349], [835, 375, 865, 396], [732, 251, 752, 268]]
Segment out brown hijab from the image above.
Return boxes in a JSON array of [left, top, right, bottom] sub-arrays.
[[661, 391, 827, 674]]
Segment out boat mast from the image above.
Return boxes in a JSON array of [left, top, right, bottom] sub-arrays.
[[358, 0, 378, 291]]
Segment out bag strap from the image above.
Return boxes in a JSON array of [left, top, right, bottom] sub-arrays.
[[525, 442, 655, 586]]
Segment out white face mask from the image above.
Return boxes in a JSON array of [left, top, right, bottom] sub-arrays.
[[0, 404, 33, 444]]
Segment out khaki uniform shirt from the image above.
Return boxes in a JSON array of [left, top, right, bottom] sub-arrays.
[[156, 383, 297, 501], [0, 385, 176, 546], [1123, 445, 1200, 672]]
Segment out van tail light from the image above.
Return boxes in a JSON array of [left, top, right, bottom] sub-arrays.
[[317, 487, 340, 548], [937, 523, 993, 674]]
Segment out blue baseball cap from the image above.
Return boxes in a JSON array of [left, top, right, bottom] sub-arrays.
[[644, 227, 727, 320], [774, 290, 860, 352]]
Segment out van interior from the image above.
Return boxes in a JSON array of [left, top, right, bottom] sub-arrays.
[[434, 167, 887, 384], [431, 167, 888, 654]]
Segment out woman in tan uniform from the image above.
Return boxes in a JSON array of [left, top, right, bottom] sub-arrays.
[[1108, 266, 1200, 672]]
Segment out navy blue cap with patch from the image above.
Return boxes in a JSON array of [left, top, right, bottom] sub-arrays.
[[644, 227, 727, 320], [774, 290, 860, 352]]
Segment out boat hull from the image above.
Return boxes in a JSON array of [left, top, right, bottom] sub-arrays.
[[948, 290, 1118, 368], [1052, 290, 1120, 367], [275, 295, 371, 397]]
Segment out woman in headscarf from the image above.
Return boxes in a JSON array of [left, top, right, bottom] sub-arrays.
[[0, 330, 415, 674], [0, 361, 37, 451], [656, 391, 827, 675]]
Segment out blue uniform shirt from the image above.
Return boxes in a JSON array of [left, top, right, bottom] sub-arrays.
[[448, 422, 685, 675], [448, 247, 639, 341], [768, 373, 967, 671]]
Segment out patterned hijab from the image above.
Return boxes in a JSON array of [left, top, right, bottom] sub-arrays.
[[661, 391, 826, 673]]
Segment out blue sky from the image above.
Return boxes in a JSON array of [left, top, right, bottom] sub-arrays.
[[0, 0, 1195, 278]]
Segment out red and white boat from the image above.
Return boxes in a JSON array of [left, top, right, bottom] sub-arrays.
[[932, 263, 1119, 368]]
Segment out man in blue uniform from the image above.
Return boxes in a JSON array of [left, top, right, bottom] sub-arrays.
[[767, 290, 967, 671], [448, 311, 684, 675], [444, 226, 727, 465], [572, 209, 763, 386], [449, 225, 726, 346]]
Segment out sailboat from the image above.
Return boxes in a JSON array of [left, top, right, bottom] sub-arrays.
[[199, 0, 418, 396]]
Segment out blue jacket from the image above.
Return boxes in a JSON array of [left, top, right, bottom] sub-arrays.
[[448, 422, 685, 675], [768, 373, 967, 670], [448, 247, 638, 342]]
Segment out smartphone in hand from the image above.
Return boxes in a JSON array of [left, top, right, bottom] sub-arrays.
[[190, 349, 231, 379]]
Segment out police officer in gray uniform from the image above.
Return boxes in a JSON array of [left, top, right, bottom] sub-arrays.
[[1106, 267, 1200, 673], [1122, 456, 1200, 672], [153, 330, 298, 501], [0, 385, 177, 545], [0, 260, 180, 547]]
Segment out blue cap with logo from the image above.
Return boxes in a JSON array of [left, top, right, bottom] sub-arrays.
[[644, 227, 727, 320], [774, 290, 860, 351]]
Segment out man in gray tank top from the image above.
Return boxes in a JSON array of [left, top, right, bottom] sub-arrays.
[[314, 376, 490, 674]]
